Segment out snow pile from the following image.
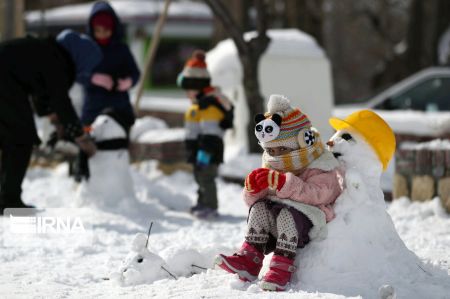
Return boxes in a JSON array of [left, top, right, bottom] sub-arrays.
[[137, 96, 190, 114], [1, 154, 449, 297], [334, 108, 450, 137], [400, 139, 450, 150], [220, 153, 262, 179], [296, 128, 450, 298], [129, 116, 185, 144], [135, 128, 185, 144], [130, 116, 168, 142]]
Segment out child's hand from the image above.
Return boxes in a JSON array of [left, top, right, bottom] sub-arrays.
[[117, 77, 133, 91], [91, 73, 114, 90], [264, 169, 286, 191], [245, 168, 269, 194]]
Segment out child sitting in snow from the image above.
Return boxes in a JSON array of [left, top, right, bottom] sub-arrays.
[[215, 95, 344, 291]]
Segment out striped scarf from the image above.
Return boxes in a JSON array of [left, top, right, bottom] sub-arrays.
[[263, 137, 325, 172]]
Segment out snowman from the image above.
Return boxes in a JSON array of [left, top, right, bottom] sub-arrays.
[[111, 233, 173, 286], [76, 112, 135, 207], [293, 110, 450, 298], [111, 233, 209, 286]]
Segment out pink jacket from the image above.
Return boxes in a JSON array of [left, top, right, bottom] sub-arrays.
[[243, 168, 344, 222]]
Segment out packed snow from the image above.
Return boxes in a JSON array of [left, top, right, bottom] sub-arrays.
[[400, 139, 450, 150], [2, 111, 450, 298], [130, 116, 185, 144], [1, 158, 449, 298], [334, 109, 450, 137]]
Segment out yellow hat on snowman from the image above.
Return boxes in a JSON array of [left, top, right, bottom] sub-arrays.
[[329, 110, 396, 171]]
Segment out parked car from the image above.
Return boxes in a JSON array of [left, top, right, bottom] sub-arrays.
[[334, 67, 450, 195], [337, 67, 450, 112]]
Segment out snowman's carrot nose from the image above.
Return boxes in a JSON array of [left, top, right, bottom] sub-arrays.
[[326, 141, 334, 147]]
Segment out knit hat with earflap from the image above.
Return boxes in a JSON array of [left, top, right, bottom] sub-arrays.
[[177, 50, 211, 90], [255, 95, 325, 172], [256, 95, 312, 149]]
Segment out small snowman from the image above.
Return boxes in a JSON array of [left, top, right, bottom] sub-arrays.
[[76, 112, 135, 207], [111, 233, 173, 286]]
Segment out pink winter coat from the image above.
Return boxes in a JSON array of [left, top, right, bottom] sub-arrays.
[[243, 167, 344, 222]]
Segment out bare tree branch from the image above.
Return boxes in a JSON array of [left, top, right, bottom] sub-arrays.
[[203, 0, 248, 54]]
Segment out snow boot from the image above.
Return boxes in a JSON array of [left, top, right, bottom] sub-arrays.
[[260, 255, 296, 291], [215, 242, 264, 282]]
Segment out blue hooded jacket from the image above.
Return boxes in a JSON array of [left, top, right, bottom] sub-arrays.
[[56, 29, 102, 85], [82, 1, 140, 125]]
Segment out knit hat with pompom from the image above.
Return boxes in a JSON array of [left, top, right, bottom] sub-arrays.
[[260, 95, 312, 149], [177, 50, 211, 90]]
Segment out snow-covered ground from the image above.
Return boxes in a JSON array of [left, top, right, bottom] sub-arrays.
[[1, 162, 450, 298]]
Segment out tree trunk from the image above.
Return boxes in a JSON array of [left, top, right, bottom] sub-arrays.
[[203, 0, 270, 153], [241, 54, 265, 153], [285, 0, 324, 46], [211, 0, 250, 46]]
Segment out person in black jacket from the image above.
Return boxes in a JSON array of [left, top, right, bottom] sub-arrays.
[[0, 30, 102, 213]]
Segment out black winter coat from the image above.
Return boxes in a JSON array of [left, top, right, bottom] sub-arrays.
[[0, 36, 82, 145]]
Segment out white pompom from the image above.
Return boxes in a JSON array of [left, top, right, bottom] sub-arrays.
[[267, 94, 291, 114]]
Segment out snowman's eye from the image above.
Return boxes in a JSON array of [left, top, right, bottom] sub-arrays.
[[265, 126, 273, 133], [256, 124, 263, 132], [341, 133, 353, 141], [137, 257, 144, 263]]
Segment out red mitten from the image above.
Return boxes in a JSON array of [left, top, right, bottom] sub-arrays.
[[245, 168, 269, 194], [255, 169, 286, 191]]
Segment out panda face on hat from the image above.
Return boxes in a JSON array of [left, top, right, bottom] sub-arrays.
[[254, 113, 282, 143]]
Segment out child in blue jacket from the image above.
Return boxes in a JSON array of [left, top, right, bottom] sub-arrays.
[[72, 1, 140, 182], [83, 1, 140, 130]]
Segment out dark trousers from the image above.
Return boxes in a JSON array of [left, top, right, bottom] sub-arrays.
[[0, 143, 33, 206], [193, 164, 218, 209]]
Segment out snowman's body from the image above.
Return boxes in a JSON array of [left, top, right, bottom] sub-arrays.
[[294, 128, 449, 298], [76, 114, 134, 207]]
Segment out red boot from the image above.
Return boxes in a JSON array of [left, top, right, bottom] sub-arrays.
[[260, 255, 296, 291], [215, 242, 264, 282]]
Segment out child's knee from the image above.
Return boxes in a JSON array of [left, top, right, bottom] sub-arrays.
[[251, 200, 268, 211]]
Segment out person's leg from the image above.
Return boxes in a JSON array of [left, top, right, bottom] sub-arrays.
[[245, 201, 275, 252], [261, 208, 299, 291], [192, 165, 206, 209], [0, 143, 33, 209], [274, 208, 300, 259], [196, 164, 218, 210], [215, 201, 273, 281]]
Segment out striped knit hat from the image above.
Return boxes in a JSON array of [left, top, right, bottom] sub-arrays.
[[177, 50, 211, 90], [260, 95, 312, 149]]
